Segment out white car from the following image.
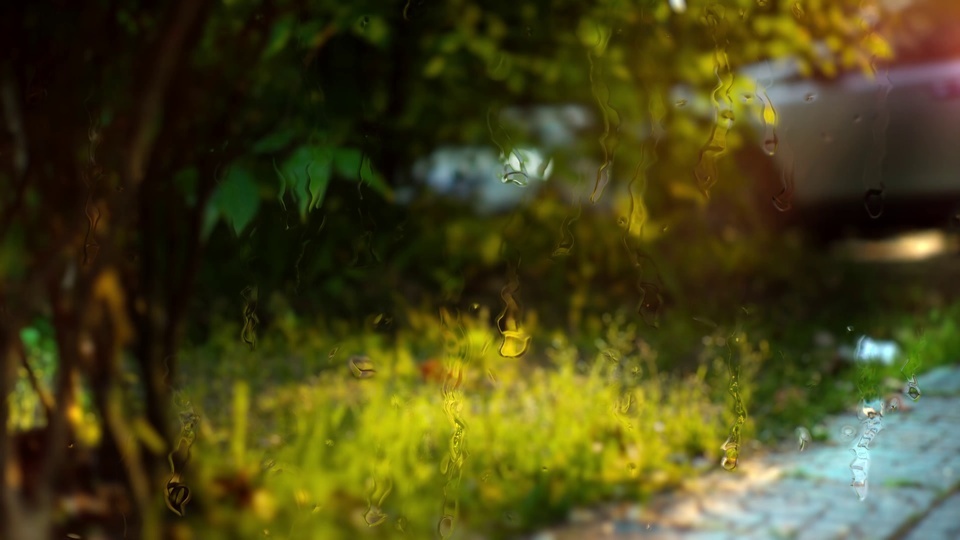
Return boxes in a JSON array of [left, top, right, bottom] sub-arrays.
[[739, 55, 960, 239]]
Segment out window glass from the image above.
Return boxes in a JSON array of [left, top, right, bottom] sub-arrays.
[[2, 1, 959, 539]]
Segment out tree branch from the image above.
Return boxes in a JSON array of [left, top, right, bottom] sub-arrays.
[[124, 0, 210, 188], [0, 65, 29, 240]]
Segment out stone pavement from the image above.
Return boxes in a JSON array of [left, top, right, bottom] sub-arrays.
[[529, 364, 960, 540]]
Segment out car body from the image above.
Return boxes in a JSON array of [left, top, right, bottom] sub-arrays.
[[740, 55, 960, 239]]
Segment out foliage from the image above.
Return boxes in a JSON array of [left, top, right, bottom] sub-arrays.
[[172, 311, 747, 539], [2, 0, 954, 538]]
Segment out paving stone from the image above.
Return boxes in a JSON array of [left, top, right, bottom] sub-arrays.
[[917, 365, 960, 395], [904, 491, 960, 540], [531, 390, 960, 540]]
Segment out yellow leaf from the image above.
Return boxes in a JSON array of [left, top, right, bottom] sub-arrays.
[[423, 56, 446, 78], [864, 32, 893, 60]]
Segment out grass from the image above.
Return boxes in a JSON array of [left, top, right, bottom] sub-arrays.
[[8, 245, 960, 539], [171, 308, 767, 539]]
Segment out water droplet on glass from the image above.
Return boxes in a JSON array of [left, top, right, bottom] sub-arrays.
[[348, 356, 376, 379], [885, 395, 903, 412], [795, 427, 811, 452], [675, 99, 687, 108], [720, 437, 739, 471], [859, 404, 881, 420], [793, 2, 805, 20], [772, 188, 793, 212], [363, 506, 387, 527], [438, 515, 455, 538], [499, 330, 530, 358], [863, 185, 884, 219], [763, 134, 778, 156]]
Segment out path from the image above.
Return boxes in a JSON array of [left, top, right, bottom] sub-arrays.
[[529, 364, 960, 540]]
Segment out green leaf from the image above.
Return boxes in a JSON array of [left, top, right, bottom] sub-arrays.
[[173, 167, 199, 207], [215, 164, 261, 236], [253, 129, 298, 155], [0, 228, 26, 282], [262, 14, 295, 60], [20, 327, 41, 349], [277, 144, 333, 220], [333, 148, 393, 200], [201, 199, 220, 241]]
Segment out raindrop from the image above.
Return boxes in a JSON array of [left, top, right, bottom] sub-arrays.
[[795, 427, 811, 452], [858, 404, 882, 420], [499, 330, 530, 358], [675, 99, 687, 108], [602, 349, 621, 362], [438, 515, 455, 538], [636, 282, 663, 328], [885, 394, 903, 412], [804, 92, 816, 102], [847, 326, 854, 332], [470, 302, 480, 311], [371, 313, 394, 331], [348, 356, 376, 379], [363, 506, 387, 527], [720, 437, 739, 471], [907, 378, 921, 401], [763, 134, 778, 156], [661, 225, 669, 233], [793, 2, 805, 20], [840, 425, 857, 440], [863, 185, 884, 219], [773, 188, 793, 212]]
